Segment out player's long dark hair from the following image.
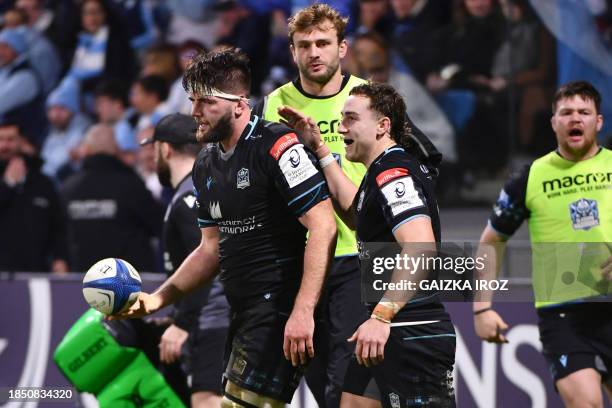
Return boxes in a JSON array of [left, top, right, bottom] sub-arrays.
[[349, 83, 414, 151]]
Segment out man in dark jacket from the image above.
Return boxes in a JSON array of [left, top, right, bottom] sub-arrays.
[[61, 123, 163, 272], [141, 113, 230, 407], [0, 123, 68, 273]]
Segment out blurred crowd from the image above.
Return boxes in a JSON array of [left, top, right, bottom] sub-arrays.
[[1, 0, 611, 273]]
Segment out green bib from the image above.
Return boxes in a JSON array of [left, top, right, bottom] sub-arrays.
[[262, 76, 367, 257], [525, 148, 612, 307]]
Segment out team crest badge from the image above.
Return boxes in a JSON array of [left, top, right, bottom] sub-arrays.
[[569, 198, 599, 230], [389, 392, 401, 408], [237, 168, 250, 189]]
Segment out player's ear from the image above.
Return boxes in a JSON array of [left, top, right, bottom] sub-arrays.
[[290, 43, 297, 64], [596, 114, 603, 132], [377, 116, 391, 138], [339, 39, 348, 59], [161, 141, 171, 159]]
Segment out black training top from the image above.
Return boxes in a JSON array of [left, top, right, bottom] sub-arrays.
[[192, 115, 330, 311], [354, 146, 449, 322]]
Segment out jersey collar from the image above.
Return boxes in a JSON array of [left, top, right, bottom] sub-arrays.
[[292, 74, 351, 100]]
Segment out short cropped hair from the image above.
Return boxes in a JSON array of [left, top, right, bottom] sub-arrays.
[[349, 83, 408, 146], [182, 48, 251, 97], [288, 3, 348, 45], [552, 80, 602, 114]]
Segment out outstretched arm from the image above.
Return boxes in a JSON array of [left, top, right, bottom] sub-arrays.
[[112, 227, 220, 319]]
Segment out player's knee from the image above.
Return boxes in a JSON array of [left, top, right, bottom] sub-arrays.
[[557, 372, 604, 408]]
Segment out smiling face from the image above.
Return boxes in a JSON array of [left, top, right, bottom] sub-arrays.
[[551, 95, 602, 160], [290, 21, 347, 86], [339, 95, 388, 165]]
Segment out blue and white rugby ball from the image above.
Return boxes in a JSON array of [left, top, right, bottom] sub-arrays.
[[82, 258, 142, 315]]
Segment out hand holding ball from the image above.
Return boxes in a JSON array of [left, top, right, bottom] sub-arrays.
[[82, 258, 142, 315]]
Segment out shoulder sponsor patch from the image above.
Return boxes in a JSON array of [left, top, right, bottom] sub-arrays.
[[279, 144, 318, 188], [380, 176, 424, 216], [376, 167, 409, 187], [269, 133, 299, 160]]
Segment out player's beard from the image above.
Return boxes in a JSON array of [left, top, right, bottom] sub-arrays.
[[299, 58, 340, 85], [156, 149, 172, 187], [196, 111, 234, 144]]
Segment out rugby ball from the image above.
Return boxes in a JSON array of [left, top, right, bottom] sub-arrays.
[[82, 258, 142, 315]]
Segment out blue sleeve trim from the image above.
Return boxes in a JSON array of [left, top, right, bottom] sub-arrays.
[[295, 186, 322, 216], [287, 180, 326, 206], [391, 214, 431, 233], [197, 218, 217, 228]]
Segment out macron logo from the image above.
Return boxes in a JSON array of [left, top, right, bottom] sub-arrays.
[[209, 202, 222, 219]]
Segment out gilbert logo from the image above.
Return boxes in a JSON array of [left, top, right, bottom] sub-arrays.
[[209, 202, 222, 219]]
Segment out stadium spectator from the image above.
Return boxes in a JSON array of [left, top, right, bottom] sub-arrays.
[[165, 40, 206, 115], [107, 0, 156, 52], [141, 113, 230, 407], [0, 123, 68, 273], [352, 32, 457, 165], [41, 78, 91, 180], [130, 75, 171, 132], [425, 0, 508, 172], [490, 0, 556, 153], [113, 48, 337, 407], [93, 79, 139, 164], [20, 23, 62, 96], [389, 0, 452, 82], [0, 27, 46, 145], [135, 126, 165, 200], [349, 0, 394, 39], [65, 0, 136, 95], [164, 0, 219, 48], [2, 8, 28, 28], [61, 124, 163, 272], [140, 43, 181, 84], [278, 82, 456, 408], [474, 80, 612, 408]]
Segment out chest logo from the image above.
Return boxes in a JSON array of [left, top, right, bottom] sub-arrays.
[[209, 201, 223, 219], [237, 168, 250, 189], [569, 198, 599, 230]]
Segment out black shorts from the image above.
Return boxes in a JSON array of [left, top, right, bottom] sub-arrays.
[[343, 320, 456, 408], [187, 327, 228, 394], [537, 302, 612, 384], [223, 302, 305, 403]]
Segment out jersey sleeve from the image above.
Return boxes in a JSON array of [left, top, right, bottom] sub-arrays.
[[488, 164, 531, 237], [266, 132, 330, 217], [191, 156, 217, 228], [374, 167, 431, 232]]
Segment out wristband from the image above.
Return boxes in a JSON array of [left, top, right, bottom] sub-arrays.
[[380, 297, 402, 314], [370, 313, 391, 324], [319, 154, 335, 169], [372, 303, 395, 323], [474, 307, 492, 316]]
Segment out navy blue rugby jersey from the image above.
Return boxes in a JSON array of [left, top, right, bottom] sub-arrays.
[[354, 146, 449, 322], [192, 115, 329, 310]]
